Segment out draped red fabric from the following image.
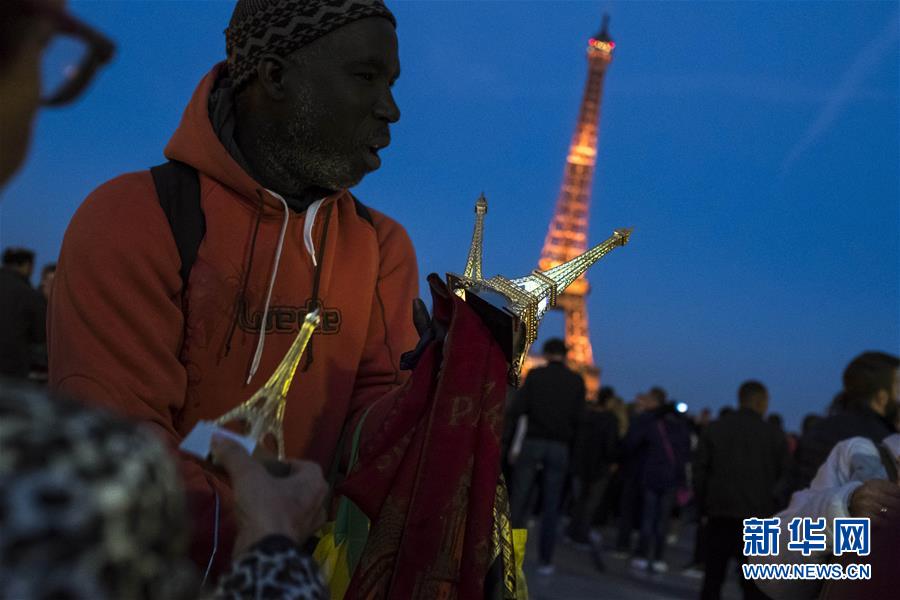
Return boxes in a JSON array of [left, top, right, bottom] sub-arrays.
[[819, 523, 900, 600], [339, 275, 509, 599]]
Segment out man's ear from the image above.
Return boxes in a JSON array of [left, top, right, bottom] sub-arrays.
[[255, 54, 289, 100]]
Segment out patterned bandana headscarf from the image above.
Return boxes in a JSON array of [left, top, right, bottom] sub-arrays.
[[0, 382, 196, 599], [225, 0, 396, 89]]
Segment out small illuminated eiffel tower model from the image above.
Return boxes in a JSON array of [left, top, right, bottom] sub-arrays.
[[447, 195, 631, 385], [214, 310, 321, 460], [180, 310, 320, 463]]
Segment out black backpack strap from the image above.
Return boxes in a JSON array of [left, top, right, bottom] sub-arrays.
[[150, 160, 205, 290], [877, 442, 899, 484], [349, 193, 374, 227]]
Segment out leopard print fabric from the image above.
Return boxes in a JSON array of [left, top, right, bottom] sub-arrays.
[[0, 380, 196, 599], [216, 535, 327, 599], [0, 380, 328, 599]]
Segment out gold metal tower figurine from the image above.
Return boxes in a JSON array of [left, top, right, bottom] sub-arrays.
[[448, 196, 631, 385], [214, 309, 321, 460], [463, 193, 488, 281]]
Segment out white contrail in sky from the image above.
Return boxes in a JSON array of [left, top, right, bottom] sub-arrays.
[[782, 11, 899, 173]]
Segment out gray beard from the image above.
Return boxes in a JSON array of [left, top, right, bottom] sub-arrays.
[[256, 94, 361, 195]]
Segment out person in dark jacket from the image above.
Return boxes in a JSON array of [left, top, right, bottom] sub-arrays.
[[614, 387, 665, 556], [695, 380, 787, 600], [567, 386, 620, 546], [780, 351, 899, 504], [0, 247, 46, 379], [626, 393, 691, 573], [508, 338, 586, 575]]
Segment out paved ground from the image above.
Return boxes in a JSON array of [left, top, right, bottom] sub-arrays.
[[521, 524, 744, 600]]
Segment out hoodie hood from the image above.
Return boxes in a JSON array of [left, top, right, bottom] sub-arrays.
[[165, 63, 331, 216], [165, 64, 262, 204]]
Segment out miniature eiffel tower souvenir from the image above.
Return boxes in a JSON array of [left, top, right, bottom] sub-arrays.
[[447, 195, 631, 385], [180, 310, 321, 470]]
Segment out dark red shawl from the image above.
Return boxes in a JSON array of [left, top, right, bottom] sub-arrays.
[[338, 276, 508, 599]]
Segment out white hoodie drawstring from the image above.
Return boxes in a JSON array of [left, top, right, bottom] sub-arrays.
[[246, 192, 326, 385], [303, 198, 325, 267]]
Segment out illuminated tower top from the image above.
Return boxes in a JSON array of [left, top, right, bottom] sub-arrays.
[[535, 13, 616, 391], [588, 14, 615, 58]]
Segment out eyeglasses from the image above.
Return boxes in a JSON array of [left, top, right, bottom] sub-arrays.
[[19, 0, 115, 106]]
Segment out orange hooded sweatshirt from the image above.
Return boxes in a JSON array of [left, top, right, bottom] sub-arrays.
[[48, 65, 419, 575]]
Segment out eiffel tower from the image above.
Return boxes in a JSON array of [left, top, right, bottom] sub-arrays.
[[535, 15, 615, 400]]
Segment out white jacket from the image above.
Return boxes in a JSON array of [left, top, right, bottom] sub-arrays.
[[752, 433, 900, 599]]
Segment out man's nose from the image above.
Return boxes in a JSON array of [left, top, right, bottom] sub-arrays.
[[375, 87, 400, 123]]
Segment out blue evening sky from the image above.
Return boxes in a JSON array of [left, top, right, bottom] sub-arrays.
[[2, 1, 897, 429]]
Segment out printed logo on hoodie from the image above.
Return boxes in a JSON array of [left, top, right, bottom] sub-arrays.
[[238, 298, 341, 335]]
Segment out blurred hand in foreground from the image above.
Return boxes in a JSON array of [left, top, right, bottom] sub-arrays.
[[848, 479, 900, 527], [211, 435, 328, 556]]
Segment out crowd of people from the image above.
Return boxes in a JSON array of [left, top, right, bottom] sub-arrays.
[[502, 342, 900, 599], [0, 1, 897, 599]]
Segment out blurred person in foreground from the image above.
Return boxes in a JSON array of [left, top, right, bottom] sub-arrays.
[[751, 413, 900, 598], [695, 381, 787, 600], [625, 389, 690, 573], [508, 338, 586, 575], [0, 385, 328, 599], [782, 352, 899, 505], [0, 247, 46, 379], [0, 1, 328, 597]]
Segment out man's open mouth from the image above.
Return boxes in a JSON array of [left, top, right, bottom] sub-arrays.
[[368, 140, 389, 154]]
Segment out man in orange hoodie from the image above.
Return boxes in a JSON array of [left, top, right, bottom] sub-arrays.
[[49, 0, 421, 577]]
